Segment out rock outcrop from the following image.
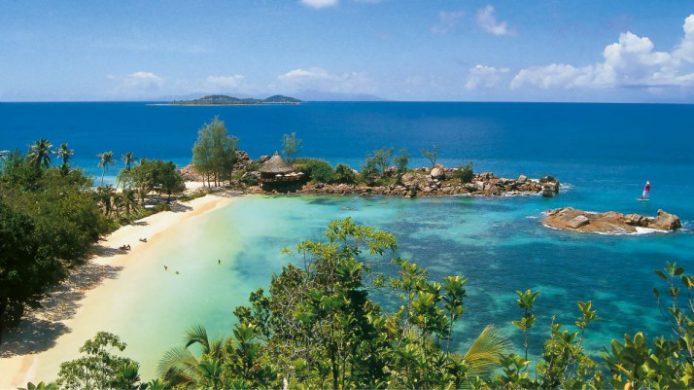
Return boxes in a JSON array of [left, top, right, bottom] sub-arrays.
[[544, 207, 682, 234], [283, 168, 560, 198]]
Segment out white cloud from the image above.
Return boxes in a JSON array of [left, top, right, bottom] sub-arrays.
[[108, 71, 165, 93], [277, 67, 373, 93], [204, 74, 245, 91], [476, 5, 512, 36], [465, 65, 510, 89], [300, 0, 338, 9], [673, 14, 694, 63], [431, 11, 465, 34], [511, 14, 694, 90]]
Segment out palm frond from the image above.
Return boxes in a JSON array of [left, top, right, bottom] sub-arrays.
[[184, 324, 211, 352], [462, 324, 512, 376], [158, 346, 199, 382]]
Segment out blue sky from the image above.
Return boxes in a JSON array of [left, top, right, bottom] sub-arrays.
[[1, 0, 693, 102]]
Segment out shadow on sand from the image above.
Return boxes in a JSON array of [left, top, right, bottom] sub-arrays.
[[0, 262, 122, 357]]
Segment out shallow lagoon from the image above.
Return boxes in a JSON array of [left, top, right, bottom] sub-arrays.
[[98, 193, 693, 379]]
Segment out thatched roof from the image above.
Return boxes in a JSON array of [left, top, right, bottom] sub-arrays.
[[259, 152, 294, 174]]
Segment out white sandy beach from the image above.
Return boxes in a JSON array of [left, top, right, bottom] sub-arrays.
[[0, 189, 237, 389]]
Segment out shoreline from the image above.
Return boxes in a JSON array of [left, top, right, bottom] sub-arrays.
[[0, 189, 238, 389]]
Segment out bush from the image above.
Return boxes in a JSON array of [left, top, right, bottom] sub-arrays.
[[334, 164, 357, 184], [455, 163, 474, 183], [293, 158, 335, 183], [240, 173, 258, 186]]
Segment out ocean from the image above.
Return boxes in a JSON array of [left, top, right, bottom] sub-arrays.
[[1, 102, 693, 379]]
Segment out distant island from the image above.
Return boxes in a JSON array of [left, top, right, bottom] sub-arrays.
[[172, 94, 302, 105]]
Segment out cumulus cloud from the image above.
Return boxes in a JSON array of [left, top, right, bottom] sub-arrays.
[[431, 11, 465, 34], [108, 71, 165, 93], [476, 5, 512, 36], [300, 0, 338, 9], [277, 67, 373, 93], [204, 74, 245, 91], [511, 14, 694, 90], [673, 14, 694, 63], [465, 65, 510, 89]]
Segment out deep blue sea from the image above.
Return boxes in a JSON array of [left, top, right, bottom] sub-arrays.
[[1, 102, 693, 364]]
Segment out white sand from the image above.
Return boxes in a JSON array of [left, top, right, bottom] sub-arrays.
[[0, 190, 237, 389]]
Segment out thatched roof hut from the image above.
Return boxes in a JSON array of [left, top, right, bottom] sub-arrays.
[[259, 152, 294, 175]]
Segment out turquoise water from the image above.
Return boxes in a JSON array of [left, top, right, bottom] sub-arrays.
[[0, 102, 692, 377], [112, 193, 692, 379]]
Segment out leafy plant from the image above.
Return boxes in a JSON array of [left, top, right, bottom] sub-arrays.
[[293, 158, 335, 183], [421, 145, 439, 168]]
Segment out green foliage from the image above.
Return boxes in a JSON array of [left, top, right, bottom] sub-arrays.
[[0, 201, 64, 345], [362, 148, 393, 180], [55, 143, 74, 176], [56, 332, 144, 390], [282, 132, 302, 163], [123, 159, 185, 204], [19, 382, 59, 390], [393, 148, 409, 173], [97, 151, 115, 186], [28, 138, 53, 170], [122, 151, 135, 172], [293, 158, 335, 183], [512, 289, 539, 361], [334, 163, 357, 184], [455, 162, 474, 183], [421, 145, 439, 168], [1, 167, 108, 262], [192, 117, 239, 186]]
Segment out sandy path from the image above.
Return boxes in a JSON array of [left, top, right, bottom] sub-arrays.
[[0, 190, 238, 389]]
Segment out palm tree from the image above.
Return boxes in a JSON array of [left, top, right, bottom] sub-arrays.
[[28, 138, 52, 169], [159, 325, 226, 388], [122, 151, 135, 171], [55, 143, 74, 176], [97, 151, 115, 186]]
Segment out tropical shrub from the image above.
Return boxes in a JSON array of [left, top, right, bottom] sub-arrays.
[[282, 132, 302, 163], [192, 117, 239, 186], [394, 148, 409, 173], [334, 163, 357, 183], [455, 162, 474, 183], [421, 145, 439, 168], [56, 332, 145, 390], [293, 158, 335, 183]]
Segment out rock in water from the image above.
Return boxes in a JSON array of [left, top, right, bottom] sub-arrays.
[[653, 209, 682, 230], [567, 215, 590, 229], [544, 207, 682, 234]]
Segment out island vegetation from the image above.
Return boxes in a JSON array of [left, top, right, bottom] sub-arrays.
[[184, 122, 560, 198], [172, 95, 302, 106]]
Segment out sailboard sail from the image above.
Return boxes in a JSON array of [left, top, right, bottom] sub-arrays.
[[641, 180, 651, 200]]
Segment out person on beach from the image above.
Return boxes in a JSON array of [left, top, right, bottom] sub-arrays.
[[164, 265, 168, 271], [218, 259, 221, 264]]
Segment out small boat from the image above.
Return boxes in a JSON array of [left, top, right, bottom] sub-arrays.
[[639, 180, 651, 201]]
